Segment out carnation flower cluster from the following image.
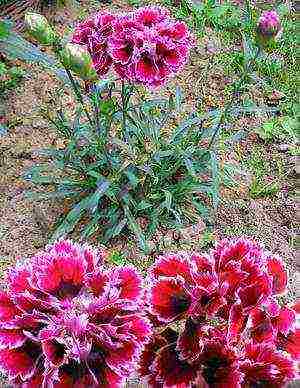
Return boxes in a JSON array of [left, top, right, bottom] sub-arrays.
[[140, 238, 300, 387], [0, 240, 151, 387], [72, 6, 193, 87], [0, 238, 299, 387]]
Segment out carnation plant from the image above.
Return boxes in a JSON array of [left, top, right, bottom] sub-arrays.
[[0, 238, 298, 387], [22, 6, 284, 251], [24, 7, 219, 251]]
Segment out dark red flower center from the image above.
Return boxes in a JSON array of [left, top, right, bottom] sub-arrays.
[[276, 332, 289, 350], [124, 41, 134, 56], [141, 53, 154, 66], [249, 380, 272, 387], [202, 355, 230, 385], [60, 359, 86, 383], [22, 340, 42, 362], [87, 345, 110, 384], [200, 293, 211, 307], [55, 281, 82, 299], [58, 346, 108, 385], [170, 293, 191, 316], [46, 340, 66, 365]]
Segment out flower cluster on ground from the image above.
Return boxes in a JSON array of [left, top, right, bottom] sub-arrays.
[[139, 237, 299, 387], [0, 238, 298, 387], [0, 240, 151, 387], [72, 6, 193, 86]]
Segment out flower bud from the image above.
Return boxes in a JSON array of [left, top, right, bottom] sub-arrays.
[[25, 12, 58, 46], [257, 10, 281, 41], [60, 43, 98, 81]]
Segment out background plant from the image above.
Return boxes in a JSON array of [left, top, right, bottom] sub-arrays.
[[173, 0, 242, 37], [26, 80, 218, 252], [0, 20, 25, 96], [162, 0, 298, 144], [23, 8, 220, 252], [0, 61, 25, 95]]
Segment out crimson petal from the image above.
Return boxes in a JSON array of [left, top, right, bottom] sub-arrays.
[[198, 338, 241, 387], [150, 278, 191, 322], [228, 303, 248, 343], [266, 256, 287, 294], [277, 329, 300, 360], [113, 266, 142, 301], [0, 341, 41, 380], [42, 339, 66, 366], [241, 342, 295, 387], [0, 327, 26, 349], [154, 341, 198, 387], [238, 274, 271, 310], [177, 317, 203, 361], [150, 253, 193, 282], [0, 291, 19, 321], [249, 308, 274, 343]]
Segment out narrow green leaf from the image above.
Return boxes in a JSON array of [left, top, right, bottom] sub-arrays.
[[0, 31, 70, 84], [169, 208, 183, 225], [137, 200, 152, 211], [108, 250, 126, 266], [51, 196, 91, 241], [88, 178, 111, 213], [170, 115, 202, 144], [210, 151, 220, 209], [162, 190, 172, 211], [184, 157, 197, 177], [111, 138, 136, 157], [23, 165, 58, 185], [125, 170, 139, 188], [146, 208, 161, 238], [0, 124, 8, 136], [104, 217, 127, 241], [123, 205, 148, 252], [0, 19, 13, 39], [175, 85, 183, 112], [82, 213, 102, 239], [192, 200, 210, 219], [153, 150, 173, 161]]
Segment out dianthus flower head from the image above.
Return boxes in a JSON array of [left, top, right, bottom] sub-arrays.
[[0, 240, 151, 387], [72, 6, 194, 87], [257, 10, 281, 39], [140, 237, 299, 387]]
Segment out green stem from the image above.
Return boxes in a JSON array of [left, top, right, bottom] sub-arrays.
[[245, 0, 253, 23], [121, 80, 127, 132], [65, 67, 94, 127], [208, 46, 261, 148], [54, 46, 94, 127], [91, 87, 101, 132]]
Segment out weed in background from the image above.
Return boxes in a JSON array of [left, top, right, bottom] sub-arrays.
[[0, 61, 25, 95]]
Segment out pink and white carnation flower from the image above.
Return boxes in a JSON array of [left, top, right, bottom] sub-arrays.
[[140, 237, 299, 387], [72, 6, 194, 87], [0, 240, 151, 387]]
